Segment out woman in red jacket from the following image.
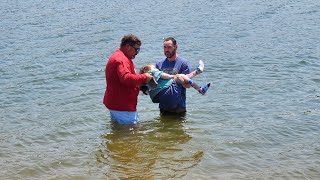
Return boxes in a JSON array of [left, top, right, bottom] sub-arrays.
[[103, 34, 153, 124]]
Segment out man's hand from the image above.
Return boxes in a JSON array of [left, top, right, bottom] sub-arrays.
[[144, 73, 153, 83]]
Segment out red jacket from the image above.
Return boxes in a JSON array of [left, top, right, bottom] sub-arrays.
[[103, 49, 148, 111]]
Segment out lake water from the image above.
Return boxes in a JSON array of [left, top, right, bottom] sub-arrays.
[[1, 0, 319, 179]]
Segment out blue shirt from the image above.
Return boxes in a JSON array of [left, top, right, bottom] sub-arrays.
[[155, 56, 192, 110]]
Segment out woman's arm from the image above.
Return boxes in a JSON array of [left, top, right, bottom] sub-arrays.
[[160, 72, 175, 79]]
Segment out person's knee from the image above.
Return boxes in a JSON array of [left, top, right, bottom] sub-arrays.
[[174, 74, 190, 88]]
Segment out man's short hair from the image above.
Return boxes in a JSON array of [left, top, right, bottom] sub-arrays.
[[163, 37, 177, 46], [120, 34, 141, 47]]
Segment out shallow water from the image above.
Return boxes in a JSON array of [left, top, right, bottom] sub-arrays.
[[1, 0, 319, 179]]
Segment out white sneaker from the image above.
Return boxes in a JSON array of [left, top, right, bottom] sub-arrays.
[[196, 60, 204, 73]]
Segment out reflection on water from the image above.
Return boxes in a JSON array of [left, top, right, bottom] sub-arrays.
[[96, 115, 203, 179]]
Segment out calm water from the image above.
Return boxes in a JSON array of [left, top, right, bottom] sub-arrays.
[[1, 0, 319, 179]]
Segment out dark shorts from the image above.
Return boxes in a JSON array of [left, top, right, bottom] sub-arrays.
[[154, 81, 186, 113]]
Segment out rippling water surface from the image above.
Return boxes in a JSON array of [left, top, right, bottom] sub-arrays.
[[1, 0, 319, 179]]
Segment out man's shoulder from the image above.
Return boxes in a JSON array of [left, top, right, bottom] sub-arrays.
[[155, 58, 168, 70], [156, 57, 167, 64], [175, 56, 190, 65], [109, 50, 128, 63], [176, 56, 188, 62], [176, 56, 192, 74], [110, 49, 122, 57]]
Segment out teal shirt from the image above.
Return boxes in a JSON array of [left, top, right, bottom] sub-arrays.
[[149, 69, 173, 100]]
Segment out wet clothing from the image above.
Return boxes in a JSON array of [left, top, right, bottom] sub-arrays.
[[109, 110, 139, 124]]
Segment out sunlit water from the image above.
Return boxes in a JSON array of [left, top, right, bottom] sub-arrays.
[[1, 0, 319, 179]]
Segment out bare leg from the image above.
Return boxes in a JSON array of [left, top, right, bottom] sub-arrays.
[[174, 74, 191, 88], [173, 60, 210, 95], [174, 74, 201, 91], [186, 70, 199, 79], [174, 74, 210, 95]]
